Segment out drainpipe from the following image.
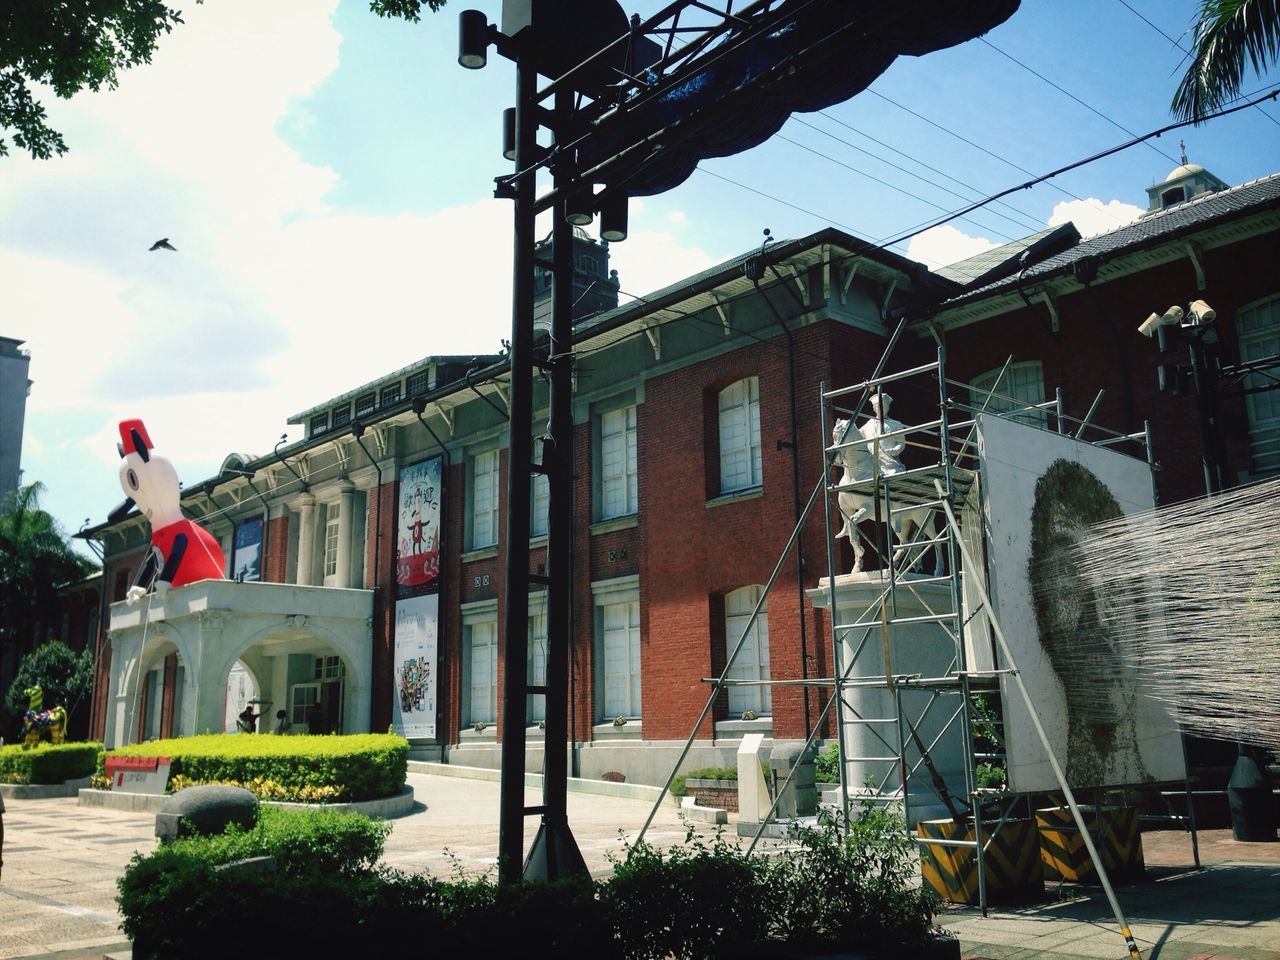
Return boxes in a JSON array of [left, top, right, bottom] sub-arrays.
[[745, 245, 813, 736]]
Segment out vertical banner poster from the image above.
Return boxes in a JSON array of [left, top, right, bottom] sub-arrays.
[[232, 516, 264, 582], [393, 592, 438, 739], [396, 456, 443, 595], [393, 455, 444, 739]]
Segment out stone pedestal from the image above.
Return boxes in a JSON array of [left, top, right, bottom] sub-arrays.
[[809, 573, 967, 824]]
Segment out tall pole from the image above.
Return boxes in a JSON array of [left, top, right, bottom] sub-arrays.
[[523, 89, 588, 881], [497, 53, 537, 885]]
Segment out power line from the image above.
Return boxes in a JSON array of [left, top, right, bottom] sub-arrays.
[[775, 134, 1023, 245], [787, 116, 1045, 235], [979, 37, 1180, 165], [804, 112, 1047, 232]]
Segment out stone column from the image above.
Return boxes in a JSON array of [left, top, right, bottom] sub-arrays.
[[335, 482, 355, 590], [295, 493, 316, 586]]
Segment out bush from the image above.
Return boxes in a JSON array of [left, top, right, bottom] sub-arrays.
[[760, 804, 941, 951], [107, 733, 408, 801], [669, 766, 738, 797], [118, 793, 942, 957], [604, 826, 768, 960], [815, 741, 840, 783], [0, 741, 101, 784], [118, 805, 391, 947]]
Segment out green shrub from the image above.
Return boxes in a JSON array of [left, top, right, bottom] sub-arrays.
[[118, 806, 391, 948], [815, 741, 840, 783], [108, 733, 408, 801], [669, 765, 738, 797], [604, 826, 768, 960], [760, 804, 941, 951], [0, 741, 100, 784]]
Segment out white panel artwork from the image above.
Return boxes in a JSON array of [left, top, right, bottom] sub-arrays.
[[975, 415, 1186, 793]]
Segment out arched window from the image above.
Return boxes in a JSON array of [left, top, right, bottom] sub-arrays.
[[724, 585, 770, 716], [969, 361, 1046, 426]]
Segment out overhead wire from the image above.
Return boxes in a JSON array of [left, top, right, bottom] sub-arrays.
[[783, 116, 1045, 235], [978, 36, 1180, 165], [798, 112, 1047, 232]]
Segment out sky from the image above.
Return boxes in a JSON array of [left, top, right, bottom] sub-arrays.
[[3, 0, 1278, 558]]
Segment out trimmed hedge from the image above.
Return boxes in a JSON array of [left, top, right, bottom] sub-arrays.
[[118, 807, 945, 959], [107, 734, 408, 802], [0, 741, 102, 784]]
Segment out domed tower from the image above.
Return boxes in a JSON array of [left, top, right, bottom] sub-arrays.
[[1143, 145, 1229, 215]]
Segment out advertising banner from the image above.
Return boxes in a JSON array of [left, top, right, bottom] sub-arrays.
[[396, 456, 443, 596], [393, 592, 438, 739], [231, 516, 264, 582]]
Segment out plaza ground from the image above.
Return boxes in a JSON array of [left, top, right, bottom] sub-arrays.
[[1, 769, 1277, 959]]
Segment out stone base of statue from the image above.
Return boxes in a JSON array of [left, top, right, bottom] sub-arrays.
[[810, 573, 967, 825]]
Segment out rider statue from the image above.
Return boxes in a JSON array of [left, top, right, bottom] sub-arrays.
[[859, 392, 906, 476]]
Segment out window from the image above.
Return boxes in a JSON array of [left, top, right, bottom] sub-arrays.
[[313, 655, 342, 680], [718, 376, 762, 493], [471, 450, 500, 549], [601, 598, 641, 719], [1237, 296, 1280, 474], [466, 619, 498, 725], [528, 602, 548, 723], [323, 504, 340, 584], [309, 413, 329, 435], [332, 404, 352, 429], [600, 405, 638, 519], [576, 253, 599, 275], [531, 467, 550, 538], [724, 586, 771, 716], [406, 369, 431, 398], [970, 362, 1047, 426], [380, 383, 402, 407], [355, 392, 376, 417]]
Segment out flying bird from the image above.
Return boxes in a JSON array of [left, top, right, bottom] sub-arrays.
[[149, 238, 177, 252]]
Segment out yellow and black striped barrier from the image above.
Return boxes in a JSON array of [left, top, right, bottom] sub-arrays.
[[1036, 805, 1145, 883], [917, 818, 1044, 905]]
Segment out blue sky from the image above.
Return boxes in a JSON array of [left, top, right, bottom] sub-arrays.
[[3, 0, 1278, 557]]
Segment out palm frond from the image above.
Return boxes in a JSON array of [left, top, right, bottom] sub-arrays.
[[1172, 0, 1280, 121]]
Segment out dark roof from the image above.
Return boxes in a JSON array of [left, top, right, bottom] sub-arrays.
[[935, 226, 1064, 284], [938, 172, 1280, 308]]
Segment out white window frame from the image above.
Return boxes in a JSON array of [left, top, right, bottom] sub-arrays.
[[1237, 295, 1280, 475], [593, 576, 641, 721], [531, 436, 550, 538], [463, 609, 498, 726], [471, 449, 500, 550], [970, 361, 1047, 427], [322, 503, 340, 585], [718, 376, 762, 493], [527, 594, 548, 723], [724, 586, 771, 716], [600, 404, 639, 519]]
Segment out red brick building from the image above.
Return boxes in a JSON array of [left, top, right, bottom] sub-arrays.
[[84, 165, 1279, 784]]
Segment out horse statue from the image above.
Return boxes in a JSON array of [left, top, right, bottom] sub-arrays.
[[21, 685, 68, 749], [831, 394, 942, 577]]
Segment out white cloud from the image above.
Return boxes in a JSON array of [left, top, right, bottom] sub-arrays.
[[0, 0, 719, 542], [1048, 197, 1144, 238], [905, 224, 998, 270], [666, 210, 687, 224]]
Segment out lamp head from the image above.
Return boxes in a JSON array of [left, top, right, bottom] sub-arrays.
[[351, 421, 366, 439], [458, 10, 490, 69], [1186, 299, 1216, 326]]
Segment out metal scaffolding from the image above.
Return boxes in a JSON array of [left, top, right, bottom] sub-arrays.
[[640, 328, 1177, 960]]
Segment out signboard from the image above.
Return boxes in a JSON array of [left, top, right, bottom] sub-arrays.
[[975, 415, 1185, 793], [392, 455, 444, 739], [393, 593, 438, 739], [396, 456, 442, 595], [231, 516, 264, 582], [105, 755, 172, 794]]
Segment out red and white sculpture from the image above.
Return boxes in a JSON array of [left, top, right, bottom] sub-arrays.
[[111, 419, 225, 601]]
